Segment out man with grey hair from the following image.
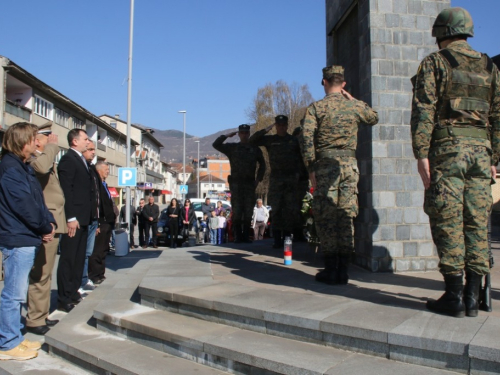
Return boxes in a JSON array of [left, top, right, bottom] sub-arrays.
[[88, 161, 116, 285], [252, 199, 269, 241]]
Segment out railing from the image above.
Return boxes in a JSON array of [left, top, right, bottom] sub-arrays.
[[97, 143, 106, 151], [5, 101, 31, 121]]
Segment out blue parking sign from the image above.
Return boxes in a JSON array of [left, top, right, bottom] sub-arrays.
[[118, 168, 137, 187]]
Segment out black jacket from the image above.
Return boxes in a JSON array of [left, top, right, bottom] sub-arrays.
[[120, 204, 137, 225], [166, 205, 181, 228], [180, 205, 197, 229], [142, 203, 160, 223], [58, 148, 94, 226], [99, 180, 117, 225]]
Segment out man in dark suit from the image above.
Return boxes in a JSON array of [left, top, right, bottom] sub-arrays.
[[120, 199, 137, 248], [142, 196, 159, 248], [136, 198, 146, 247], [89, 161, 116, 284], [56, 129, 93, 313]]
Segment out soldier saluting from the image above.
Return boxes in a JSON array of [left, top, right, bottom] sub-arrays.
[[213, 124, 266, 243], [300, 66, 378, 285], [411, 7, 500, 317]]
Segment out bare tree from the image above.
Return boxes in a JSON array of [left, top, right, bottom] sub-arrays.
[[246, 81, 314, 203]]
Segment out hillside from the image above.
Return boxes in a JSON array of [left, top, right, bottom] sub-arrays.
[[151, 125, 253, 163]]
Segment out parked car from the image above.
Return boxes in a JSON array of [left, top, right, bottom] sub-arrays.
[[156, 209, 184, 247], [190, 198, 231, 220]]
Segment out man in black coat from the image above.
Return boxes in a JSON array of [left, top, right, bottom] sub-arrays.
[[120, 199, 137, 248], [136, 198, 146, 247], [142, 196, 159, 248], [57, 129, 93, 313], [89, 161, 116, 284]]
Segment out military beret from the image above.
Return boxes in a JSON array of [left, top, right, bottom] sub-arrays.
[[275, 115, 288, 124], [322, 65, 344, 79], [238, 124, 251, 132], [37, 122, 53, 135]]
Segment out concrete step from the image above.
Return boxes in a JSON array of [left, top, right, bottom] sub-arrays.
[[42, 250, 228, 375], [138, 251, 500, 374], [94, 298, 461, 375]]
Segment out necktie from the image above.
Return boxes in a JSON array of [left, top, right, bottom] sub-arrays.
[[81, 155, 88, 170], [103, 181, 111, 199]]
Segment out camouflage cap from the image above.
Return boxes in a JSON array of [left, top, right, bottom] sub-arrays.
[[432, 7, 474, 39], [275, 115, 288, 124], [322, 65, 344, 79], [37, 121, 52, 135], [238, 124, 250, 132]]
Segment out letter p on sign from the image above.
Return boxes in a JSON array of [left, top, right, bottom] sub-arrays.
[[118, 167, 137, 187]]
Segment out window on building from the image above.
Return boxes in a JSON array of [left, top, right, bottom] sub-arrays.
[[110, 122, 117, 128], [55, 148, 68, 164], [35, 96, 54, 120], [218, 184, 222, 188], [108, 135, 116, 149], [72, 116, 84, 129], [54, 108, 69, 127]]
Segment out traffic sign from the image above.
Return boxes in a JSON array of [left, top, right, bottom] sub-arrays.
[[118, 167, 137, 187], [179, 185, 188, 195]]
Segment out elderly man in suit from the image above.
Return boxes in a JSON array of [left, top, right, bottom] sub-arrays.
[[56, 129, 93, 313], [89, 161, 116, 284], [25, 123, 66, 335]]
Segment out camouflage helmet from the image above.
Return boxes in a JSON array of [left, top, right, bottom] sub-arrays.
[[432, 7, 474, 39]]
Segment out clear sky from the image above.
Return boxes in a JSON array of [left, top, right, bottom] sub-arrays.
[[0, 1, 498, 137]]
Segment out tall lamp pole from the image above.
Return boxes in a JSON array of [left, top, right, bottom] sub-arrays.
[[125, 0, 135, 232], [195, 140, 200, 198], [178, 110, 186, 202]]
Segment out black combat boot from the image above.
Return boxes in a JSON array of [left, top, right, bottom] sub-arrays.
[[272, 230, 282, 249], [464, 271, 482, 317], [315, 254, 339, 285], [426, 273, 465, 318], [337, 254, 350, 285]]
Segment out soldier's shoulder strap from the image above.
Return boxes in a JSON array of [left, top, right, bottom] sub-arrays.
[[482, 53, 494, 73], [438, 49, 459, 68]]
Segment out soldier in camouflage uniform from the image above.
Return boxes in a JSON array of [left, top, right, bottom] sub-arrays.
[[411, 7, 500, 318], [249, 115, 302, 248], [213, 124, 266, 243], [300, 66, 378, 285]]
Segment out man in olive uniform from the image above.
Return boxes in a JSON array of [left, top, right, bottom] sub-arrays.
[[411, 7, 500, 318], [213, 125, 266, 242], [249, 115, 302, 248], [300, 66, 378, 285]]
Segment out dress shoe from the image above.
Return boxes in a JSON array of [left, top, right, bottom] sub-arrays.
[[92, 278, 104, 285], [72, 297, 83, 305], [45, 319, 59, 327], [26, 325, 50, 336], [57, 303, 74, 313], [134, 245, 139, 249], [153, 245, 158, 248]]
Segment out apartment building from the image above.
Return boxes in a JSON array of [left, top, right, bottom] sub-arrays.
[[0, 55, 137, 205]]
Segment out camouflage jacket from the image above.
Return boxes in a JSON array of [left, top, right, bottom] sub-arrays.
[[248, 130, 302, 176], [212, 136, 266, 182], [300, 92, 378, 172], [411, 40, 500, 164]]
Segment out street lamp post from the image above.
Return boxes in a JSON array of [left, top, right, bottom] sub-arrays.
[[195, 140, 200, 198], [178, 110, 186, 201]]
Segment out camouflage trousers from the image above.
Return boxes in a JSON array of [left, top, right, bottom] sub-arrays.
[[425, 144, 492, 276], [230, 181, 256, 228], [312, 158, 359, 255], [268, 176, 299, 232]]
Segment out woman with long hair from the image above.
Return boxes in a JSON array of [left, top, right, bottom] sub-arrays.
[[181, 199, 197, 244], [167, 198, 180, 248]]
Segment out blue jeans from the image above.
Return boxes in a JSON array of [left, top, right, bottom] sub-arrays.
[[0, 246, 38, 350], [210, 229, 217, 244], [82, 220, 98, 287]]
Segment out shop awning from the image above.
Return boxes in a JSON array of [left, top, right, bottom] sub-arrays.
[[108, 187, 119, 198], [161, 190, 172, 194]]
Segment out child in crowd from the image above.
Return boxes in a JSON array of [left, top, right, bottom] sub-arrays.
[[199, 215, 208, 244], [217, 211, 227, 244], [209, 211, 219, 245]]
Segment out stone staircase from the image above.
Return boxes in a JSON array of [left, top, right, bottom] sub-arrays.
[[39, 247, 500, 374]]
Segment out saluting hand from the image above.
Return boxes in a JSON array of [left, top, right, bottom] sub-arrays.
[[265, 124, 275, 132], [341, 89, 354, 101], [226, 132, 237, 138], [47, 134, 58, 144]]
